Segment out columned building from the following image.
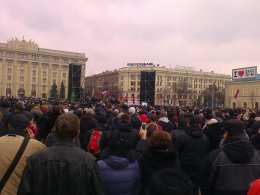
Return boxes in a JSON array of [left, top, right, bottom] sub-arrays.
[[85, 64, 230, 106], [0, 38, 87, 98]]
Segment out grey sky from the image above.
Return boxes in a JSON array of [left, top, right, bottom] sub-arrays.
[[1, 0, 260, 76]]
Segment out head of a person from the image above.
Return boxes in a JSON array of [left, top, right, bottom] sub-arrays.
[[96, 115, 107, 128], [148, 169, 193, 195], [120, 113, 130, 124], [223, 119, 246, 139], [22, 111, 34, 123], [146, 122, 159, 137], [54, 113, 80, 141], [139, 114, 149, 123], [150, 130, 172, 150], [178, 117, 189, 128], [8, 114, 29, 135], [189, 116, 201, 129], [52, 105, 62, 114], [128, 107, 136, 115], [159, 110, 167, 118], [150, 113, 158, 123]]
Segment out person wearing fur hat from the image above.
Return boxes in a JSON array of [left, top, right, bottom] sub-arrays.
[[200, 119, 260, 195], [137, 130, 181, 194]]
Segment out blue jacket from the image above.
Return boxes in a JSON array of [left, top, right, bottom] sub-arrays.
[[98, 155, 140, 195]]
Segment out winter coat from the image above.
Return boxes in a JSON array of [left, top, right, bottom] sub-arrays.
[[119, 123, 140, 150], [138, 146, 181, 194], [200, 137, 260, 195], [130, 114, 141, 130], [79, 114, 97, 148], [157, 117, 175, 133], [98, 156, 140, 195], [174, 127, 209, 179], [18, 141, 104, 195], [203, 121, 222, 152]]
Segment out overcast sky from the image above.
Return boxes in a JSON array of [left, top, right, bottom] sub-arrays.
[[1, 0, 260, 76]]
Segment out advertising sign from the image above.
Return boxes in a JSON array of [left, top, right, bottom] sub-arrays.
[[232, 66, 257, 80]]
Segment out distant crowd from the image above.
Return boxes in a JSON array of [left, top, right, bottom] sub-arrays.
[[1, 97, 260, 195]]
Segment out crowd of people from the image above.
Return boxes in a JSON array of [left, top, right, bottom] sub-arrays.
[[1, 98, 260, 195]]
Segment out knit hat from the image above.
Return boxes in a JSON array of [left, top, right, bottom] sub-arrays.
[[148, 169, 193, 195], [139, 114, 149, 123], [22, 111, 34, 121], [9, 114, 29, 130], [223, 119, 246, 135], [248, 179, 260, 195]]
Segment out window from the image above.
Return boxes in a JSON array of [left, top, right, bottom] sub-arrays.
[[20, 69, 24, 74], [244, 102, 247, 109], [32, 63, 37, 68], [62, 65, 67, 71], [43, 78, 46, 83], [53, 65, 57, 70], [20, 63, 25, 67], [63, 58, 69, 64], [131, 81, 135, 86], [32, 55, 39, 61], [42, 64, 47, 69], [130, 74, 136, 80], [7, 84, 11, 88], [7, 61, 12, 66], [53, 57, 59, 63], [53, 79, 56, 84], [43, 56, 49, 62], [6, 52, 14, 58], [43, 71, 47, 77], [32, 70, 36, 75], [32, 77, 36, 82], [20, 76, 24, 81], [62, 73, 66, 77], [53, 72, 57, 77], [19, 84, 24, 89], [255, 102, 259, 109], [19, 53, 27, 59], [138, 82, 140, 86], [32, 85, 36, 91], [7, 75, 11, 80], [72, 59, 78, 64], [7, 68, 12, 74], [42, 86, 46, 91], [131, 87, 135, 92]]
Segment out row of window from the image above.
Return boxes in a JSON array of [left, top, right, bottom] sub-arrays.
[[6, 75, 65, 83], [4, 52, 78, 64], [7, 69, 66, 77], [6, 62, 68, 70]]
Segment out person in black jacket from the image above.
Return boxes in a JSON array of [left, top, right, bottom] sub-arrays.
[[18, 113, 104, 195], [157, 110, 175, 133], [174, 116, 209, 195], [200, 119, 260, 195], [137, 130, 181, 194]]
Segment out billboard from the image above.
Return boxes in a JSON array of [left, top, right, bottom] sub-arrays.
[[232, 66, 257, 81]]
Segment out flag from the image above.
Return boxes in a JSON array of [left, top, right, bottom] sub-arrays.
[[119, 93, 123, 102], [234, 89, 239, 99], [71, 89, 76, 102], [132, 94, 135, 104], [102, 90, 110, 97]]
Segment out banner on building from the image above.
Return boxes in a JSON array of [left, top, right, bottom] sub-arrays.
[[232, 66, 257, 81]]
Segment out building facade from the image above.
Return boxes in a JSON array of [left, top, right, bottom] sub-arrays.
[[0, 38, 87, 98], [85, 64, 230, 106], [225, 75, 260, 109]]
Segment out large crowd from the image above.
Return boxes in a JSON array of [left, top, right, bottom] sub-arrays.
[[1, 98, 260, 195]]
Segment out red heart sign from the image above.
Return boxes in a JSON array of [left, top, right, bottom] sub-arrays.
[[238, 70, 244, 77]]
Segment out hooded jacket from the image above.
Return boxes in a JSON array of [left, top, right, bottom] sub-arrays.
[[138, 146, 181, 194], [200, 137, 260, 195], [98, 155, 140, 195], [157, 117, 174, 133], [174, 127, 209, 178]]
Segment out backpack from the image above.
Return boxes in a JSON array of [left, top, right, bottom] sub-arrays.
[[87, 130, 102, 156]]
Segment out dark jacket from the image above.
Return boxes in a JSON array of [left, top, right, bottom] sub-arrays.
[[157, 118, 175, 133], [18, 141, 104, 195], [39, 112, 61, 140], [174, 128, 209, 178], [130, 114, 141, 130], [79, 114, 97, 147], [119, 123, 140, 150], [98, 155, 140, 195], [203, 122, 222, 152], [200, 137, 260, 195], [138, 146, 181, 194]]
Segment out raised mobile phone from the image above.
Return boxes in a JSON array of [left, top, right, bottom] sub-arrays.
[[141, 123, 147, 130]]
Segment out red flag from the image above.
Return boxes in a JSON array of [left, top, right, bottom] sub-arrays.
[[98, 89, 102, 98], [132, 94, 135, 104], [234, 89, 239, 99]]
